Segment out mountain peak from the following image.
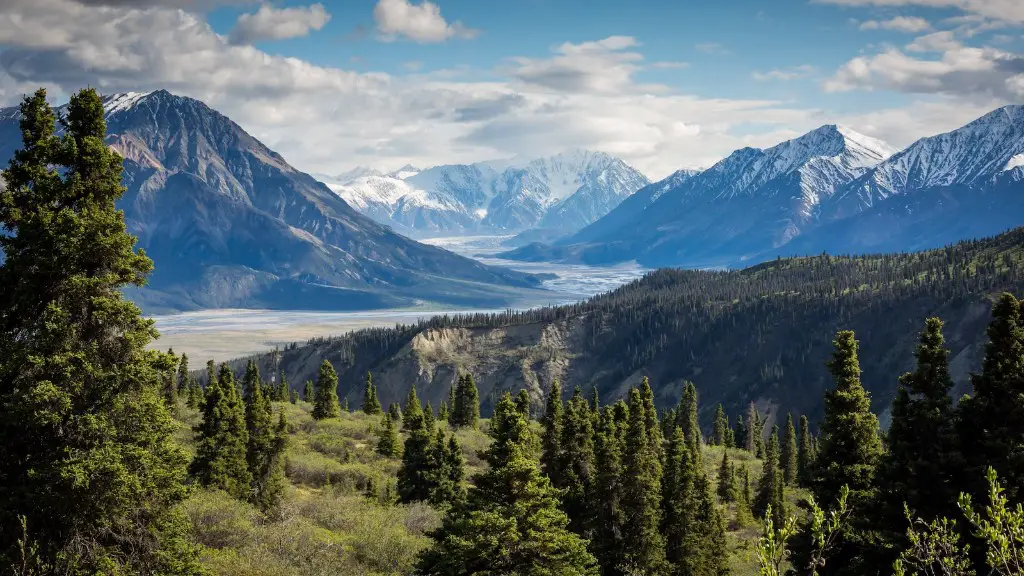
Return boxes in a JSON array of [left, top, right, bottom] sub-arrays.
[[768, 123, 896, 172]]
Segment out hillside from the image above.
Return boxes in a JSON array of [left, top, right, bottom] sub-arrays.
[[229, 226, 1024, 427]]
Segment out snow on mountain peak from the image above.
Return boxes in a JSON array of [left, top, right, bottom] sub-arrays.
[[103, 91, 156, 115]]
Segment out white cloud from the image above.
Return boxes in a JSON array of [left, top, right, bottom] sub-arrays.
[[372, 0, 478, 43], [504, 36, 649, 94], [752, 65, 817, 81], [649, 61, 690, 69], [228, 3, 330, 45], [813, 0, 1024, 25], [858, 16, 932, 32], [905, 30, 961, 52]]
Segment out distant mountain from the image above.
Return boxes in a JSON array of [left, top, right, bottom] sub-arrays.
[[325, 150, 649, 237], [501, 109, 1024, 268], [0, 90, 545, 313]]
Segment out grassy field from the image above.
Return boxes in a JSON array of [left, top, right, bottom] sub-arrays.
[[172, 399, 807, 575]]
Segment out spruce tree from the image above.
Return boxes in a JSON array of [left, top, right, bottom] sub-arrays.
[[177, 353, 190, 394], [302, 380, 312, 402], [541, 379, 564, 486], [782, 413, 799, 486], [717, 449, 737, 503], [416, 393, 597, 575], [798, 414, 814, 488], [377, 412, 401, 458], [187, 376, 201, 409], [678, 380, 703, 449], [559, 386, 595, 535], [735, 414, 747, 452], [276, 370, 288, 402], [755, 425, 786, 527], [0, 88, 202, 573], [515, 388, 531, 418], [397, 393, 437, 503], [592, 406, 625, 574], [312, 359, 341, 420], [243, 360, 279, 510], [745, 402, 758, 452], [640, 377, 664, 459], [161, 350, 179, 408], [403, 384, 423, 430], [448, 383, 457, 418], [429, 432, 466, 509], [362, 371, 382, 415], [290, 389, 298, 404], [619, 387, 667, 574], [663, 426, 695, 571], [438, 400, 449, 421], [452, 373, 480, 429], [389, 402, 403, 424], [192, 364, 252, 500], [207, 359, 216, 389], [713, 404, 729, 446]]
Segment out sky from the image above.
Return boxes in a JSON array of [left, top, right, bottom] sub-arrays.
[[0, 0, 1021, 180]]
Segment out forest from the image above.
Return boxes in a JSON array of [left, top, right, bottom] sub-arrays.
[[2, 88, 1024, 576]]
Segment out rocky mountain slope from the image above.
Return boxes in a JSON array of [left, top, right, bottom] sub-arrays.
[[0, 91, 545, 313], [502, 107, 1024, 268], [235, 227, 1024, 427], [325, 150, 649, 238]]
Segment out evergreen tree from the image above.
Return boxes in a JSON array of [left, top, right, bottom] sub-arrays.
[[640, 377, 664, 459], [397, 392, 437, 503], [619, 387, 667, 574], [875, 317, 962, 570], [312, 359, 341, 420], [341, 396, 349, 412], [362, 371, 382, 415], [448, 384, 457, 418], [428, 432, 467, 509], [438, 400, 449, 421], [541, 379, 564, 486], [243, 360, 280, 510], [663, 426, 694, 571], [192, 364, 252, 500], [389, 402, 403, 424], [798, 414, 814, 488], [207, 359, 216, 389], [592, 406, 625, 574], [755, 425, 786, 528], [0, 88, 203, 573], [678, 380, 703, 448], [302, 380, 312, 402], [782, 413, 798, 486], [377, 412, 401, 458], [177, 353, 190, 394], [290, 388, 298, 404], [403, 385, 423, 430], [745, 402, 758, 452], [416, 393, 597, 575], [186, 376, 201, 409], [162, 350, 179, 408], [717, 449, 737, 503], [959, 294, 1024, 503], [242, 359, 261, 404], [713, 404, 729, 446], [735, 414, 747, 452], [591, 386, 601, 424], [515, 388, 531, 418], [451, 373, 480, 429], [559, 386, 595, 535]]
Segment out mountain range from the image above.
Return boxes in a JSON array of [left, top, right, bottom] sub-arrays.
[[498, 106, 1024, 268], [320, 150, 650, 238], [0, 90, 546, 313]]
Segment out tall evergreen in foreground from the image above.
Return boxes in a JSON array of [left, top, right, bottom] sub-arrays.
[[312, 359, 340, 420], [177, 353, 191, 394], [403, 385, 423, 431], [0, 87, 202, 573], [782, 413, 798, 486], [559, 386, 595, 535], [416, 393, 597, 575], [397, 395, 437, 503], [376, 412, 402, 458], [541, 379, 564, 487], [798, 415, 814, 488], [678, 380, 703, 449], [193, 364, 252, 499], [592, 405, 626, 574], [619, 387, 667, 574], [451, 373, 480, 429], [362, 371, 382, 415], [755, 426, 786, 527], [713, 404, 729, 446]]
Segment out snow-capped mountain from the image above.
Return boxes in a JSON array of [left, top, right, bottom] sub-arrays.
[[324, 150, 649, 236], [0, 90, 542, 312]]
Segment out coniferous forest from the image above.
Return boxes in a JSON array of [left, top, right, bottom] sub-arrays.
[[3, 89, 1024, 576]]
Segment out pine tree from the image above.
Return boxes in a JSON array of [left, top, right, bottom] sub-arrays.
[[0, 88, 203, 573], [416, 393, 597, 575], [745, 402, 758, 452], [541, 379, 564, 486], [207, 359, 217, 389], [362, 371, 382, 415], [717, 449, 737, 503], [192, 364, 252, 500], [559, 386, 595, 535], [735, 414, 747, 452], [161, 350, 179, 408], [755, 425, 786, 528], [798, 415, 814, 488], [438, 401, 449, 421], [713, 404, 729, 446], [276, 370, 288, 402], [619, 387, 667, 573], [429, 432, 466, 509], [640, 377, 664, 459], [388, 402, 403, 424], [397, 391, 437, 503], [448, 383, 457, 418], [679, 380, 703, 449], [377, 412, 402, 458], [592, 406, 625, 574], [186, 376, 201, 409], [177, 353, 190, 394], [312, 360, 341, 420], [262, 411, 288, 511], [515, 388, 531, 418], [403, 384, 423, 430], [782, 413, 798, 486], [290, 389, 298, 404], [243, 360, 279, 511], [302, 380, 313, 402], [451, 373, 480, 429]]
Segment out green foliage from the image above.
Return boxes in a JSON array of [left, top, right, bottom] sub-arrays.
[[755, 426, 786, 528], [541, 379, 564, 487], [403, 385, 423, 430], [558, 386, 595, 535], [678, 380, 703, 450], [782, 414, 798, 486], [714, 404, 730, 447], [362, 371, 382, 415], [302, 380, 312, 403], [312, 360, 340, 421], [397, 396, 438, 503], [244, 360, 284, 511], [892, 507, 974, 576], [755, 506, 798, 576], [591, 405, 626, 573], [178, 353, 191, 394], [376, 412, 402, 458], [718, 449, 738, 504], [193, 364, 253, 500], [620, 387, 667, 573], [958, 467, 1024, 576], [438, 400, 449, 421], [798, 415, 815, 488], [450, 373, 480, 429], [416, 393, 598, 575], [746, 403, 759, 453]]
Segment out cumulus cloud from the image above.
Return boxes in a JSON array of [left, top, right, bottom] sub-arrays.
[[752, 65, 817, 81], [505, 36, 650, 94], [858, 16, 932, 32], [813, 0, 1024, 25], [372, 0, 478, 43], [905, 30, 961, 52], [228, 3, 331, 45]]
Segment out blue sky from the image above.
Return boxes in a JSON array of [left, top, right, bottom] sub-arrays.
[[0, 0, 1021, 177]]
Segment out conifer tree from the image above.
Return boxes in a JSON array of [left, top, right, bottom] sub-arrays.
[[0, 88, 203, 573], [798, 414, 814, 487], [755, 425, 786, 527], [192, 364, 252, 500], [428, 432, 467, 509], [177, 353, 190, 394], [312, 360, 341, 420], [161, 350, 179, 408], [425, 400, 435, 420], [389, 402, 403, 424], [438, 400, 449, 421], [782, 413, 799, 486], [591, 386, 601, 423], [243, 360, 279, 510], [451, 373, 480, 429], [541, 379, 564, 486], [302, 380, 313, 402], [678, 380, 703, 448], [640, 377, 664, 458], [342, 396, 349, 412], [592, 406, 625, 573], [713, 404, 729, 446], [416, 393, 597, 575], [559, 386, 595, 534], [276, 370, 288, 402], [397, 393, 437, 503], [377, 412, 401, 458], [187, 376, 201, 409], [735, 414, 747, 451], [290, 389, 298, 404], [959, 294, 1024, 502], [242, 360, 261, 404], [403, 385, 423, 430], [718, 449, 737, 503], [362, 371, 382, 415], [448, 384, 457, 418], [207, 359, 216, 389], [515, 388, 531, 418], [745, 402, 759, 452], [663, 426, 694, 571], [619, 387, 667, 574]]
